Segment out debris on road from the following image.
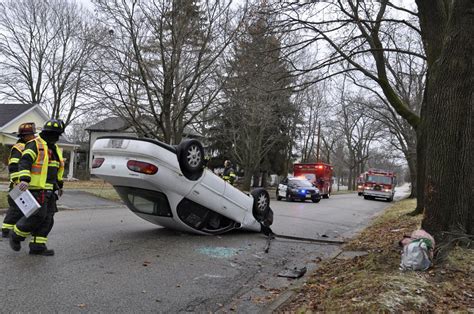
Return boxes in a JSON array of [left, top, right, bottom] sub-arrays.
[[278, 266, 307, 279]]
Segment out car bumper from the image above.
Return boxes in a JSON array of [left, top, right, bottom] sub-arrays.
[[290, 192, 321, 200], [363, 190, 392, 198]]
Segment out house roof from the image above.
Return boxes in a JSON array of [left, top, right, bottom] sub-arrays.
[[85, 117, 131, 132], [0, 103, 36, 128]]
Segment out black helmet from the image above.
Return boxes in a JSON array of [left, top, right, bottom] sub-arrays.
[[42, 119, 64, 134]]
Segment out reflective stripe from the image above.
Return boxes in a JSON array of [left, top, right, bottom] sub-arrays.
[[2, 223, 14, 230], [13, 225, 30, 238], [17, 169, 31, 177], [30, 236, 48, 244], [49, 161, 60, 167], [8, 157, 20, 164], [23, 148, 37, 160], [45, 183, 54, 190], [13, 143, 25, 151], [31, 164, 42, 174]]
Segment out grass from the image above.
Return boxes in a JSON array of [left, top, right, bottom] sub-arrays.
[[281, 199, 474, 312], [63, 179, 121, 202]]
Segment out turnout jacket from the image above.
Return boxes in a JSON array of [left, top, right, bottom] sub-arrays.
[[8, 139, 28, 184], [17, 136, 64, 190]]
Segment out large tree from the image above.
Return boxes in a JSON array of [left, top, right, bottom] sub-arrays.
[[274, 0, 472, 252], [0, 0, 96, 125], [212, 13, 295, 190], [91, 0, 244, 144]]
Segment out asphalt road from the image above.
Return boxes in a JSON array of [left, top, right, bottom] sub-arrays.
[[0, 186, 410, 312]]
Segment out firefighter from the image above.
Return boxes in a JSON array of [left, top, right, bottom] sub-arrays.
[[222, 160, 236, 185], [8, 119, 65, 256], [1, 123, 37, 238]]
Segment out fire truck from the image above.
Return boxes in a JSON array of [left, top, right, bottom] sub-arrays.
[[293, 162, 333, 199], [362, 169, 397, 202]]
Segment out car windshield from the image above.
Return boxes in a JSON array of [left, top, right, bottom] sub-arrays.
[[289, 179, 313, 187], [366, 175, 392, 184]]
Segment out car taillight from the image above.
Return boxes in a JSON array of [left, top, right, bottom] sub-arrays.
[[92, 158, 105, 168], [127, 160, 158, 175]]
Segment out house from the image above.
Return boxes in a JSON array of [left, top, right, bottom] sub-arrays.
[[85, 116, 136, 171], [0, 103, 79, 179]]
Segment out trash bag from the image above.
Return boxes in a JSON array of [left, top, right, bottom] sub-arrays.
[[400, 239, 432, 271], [399, 229, 435, 271]]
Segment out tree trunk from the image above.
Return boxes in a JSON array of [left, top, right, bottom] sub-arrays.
[[242, 170, 252, 191], [408, 127, 425, 215], [420, 0, 473, 249], [407, 153, 417, 199]]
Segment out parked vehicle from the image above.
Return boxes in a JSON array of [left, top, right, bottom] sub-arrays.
[[293, 162, 333, 198], [362, 169, 397, 202], [91, 136, 273, 235], [276, 177, 321, 203]]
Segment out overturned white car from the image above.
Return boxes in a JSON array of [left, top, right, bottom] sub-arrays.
[[91, 137, 273, 235]]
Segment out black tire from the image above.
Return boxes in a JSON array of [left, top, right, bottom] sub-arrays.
[[276, 189, 282, 201], [286, 192, 294, 202], [177, 139, 204, 174], [358, 192, 362, 196], [364, 195, 369, 200], [251, 188, 270, 222], [387, 196, 393, 202], [312, 198, 321, 203]]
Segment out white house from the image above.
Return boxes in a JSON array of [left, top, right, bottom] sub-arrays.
[[0, 103, 79, 179]]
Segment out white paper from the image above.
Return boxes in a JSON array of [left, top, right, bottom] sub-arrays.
[[9, 186, 41, 218]]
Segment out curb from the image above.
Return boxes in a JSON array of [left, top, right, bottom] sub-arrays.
[[262, 248, 343, 313]]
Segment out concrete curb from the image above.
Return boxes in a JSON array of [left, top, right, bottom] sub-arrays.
[[262, 248, 343, 313]]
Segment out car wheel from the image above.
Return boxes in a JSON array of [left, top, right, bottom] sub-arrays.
[[363, 195, 369, 200], [286, 192, 294, 202], [312, 198, 320, 203], [276, 189, 282, 201], [177, 139, 204, 174], [251, 188, 270, 222]]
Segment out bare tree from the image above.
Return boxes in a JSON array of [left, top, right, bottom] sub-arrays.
[[90, 0, 246, 144], [0, 0, 97, 125], [274, 0, 473, 252]]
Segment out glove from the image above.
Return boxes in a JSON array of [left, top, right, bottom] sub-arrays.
[[18, 181, 29, 191]]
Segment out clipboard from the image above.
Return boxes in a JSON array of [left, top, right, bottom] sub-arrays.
[[9, 186, 41, 218]]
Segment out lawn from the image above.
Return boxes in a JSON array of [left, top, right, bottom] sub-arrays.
[[63, 179, 121, 202], [280, 199, 473, 312]]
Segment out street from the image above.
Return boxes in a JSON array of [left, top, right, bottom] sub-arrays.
[[0, 186, 409, 312]]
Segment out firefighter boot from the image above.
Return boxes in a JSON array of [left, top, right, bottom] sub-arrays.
[[29, 243, 55, 256], [9, 231, 21, 251]]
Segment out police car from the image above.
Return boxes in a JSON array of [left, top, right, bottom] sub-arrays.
[[276, 177, 321, 203], [91, 137, 273, 235]]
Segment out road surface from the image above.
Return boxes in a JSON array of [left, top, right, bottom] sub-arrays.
[[0, 185, 409, 312]]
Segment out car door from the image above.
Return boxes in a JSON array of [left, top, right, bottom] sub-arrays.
[[186, 170, 224, 212], [278, 178, 289, 198]]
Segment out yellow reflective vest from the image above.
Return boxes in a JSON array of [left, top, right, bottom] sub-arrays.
[[18, 137, 64, 190]]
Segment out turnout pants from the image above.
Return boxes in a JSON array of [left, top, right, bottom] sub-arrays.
[[2, 194, 24, 235], [12, 190, 56, 251]]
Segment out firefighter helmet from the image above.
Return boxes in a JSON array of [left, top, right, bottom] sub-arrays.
[[42, 119, 64, 134], [17, 122, 36, 136]]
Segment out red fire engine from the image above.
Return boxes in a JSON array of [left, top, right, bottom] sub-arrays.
[[293, 162, 333, 198], [362, 169, 397, 202]]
